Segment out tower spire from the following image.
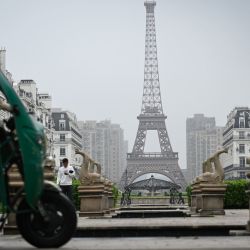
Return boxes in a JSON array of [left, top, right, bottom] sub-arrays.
[[141, 0, 163, 115]]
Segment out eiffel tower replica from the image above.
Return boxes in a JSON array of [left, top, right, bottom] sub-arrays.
[[120, 0, 186, 190]]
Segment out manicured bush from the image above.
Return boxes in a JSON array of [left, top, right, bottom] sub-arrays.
[[72, 179, 80, 210], [186, 185, 192, 206], [112, 184, 119, 206], [224, 179, 249, 209]]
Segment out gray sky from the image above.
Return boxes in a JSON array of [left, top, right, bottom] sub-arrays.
[[1, 0, 250, 169]]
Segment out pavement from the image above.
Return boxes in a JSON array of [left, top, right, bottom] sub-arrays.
[[78, 209, 249, 229], [0, 209, 250, 250], [1, 235, 250, 250]]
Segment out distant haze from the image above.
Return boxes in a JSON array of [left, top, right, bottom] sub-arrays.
[[1, 0, 250, 168]]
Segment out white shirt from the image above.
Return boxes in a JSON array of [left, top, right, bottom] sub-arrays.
[[56, 165, 75, 185]]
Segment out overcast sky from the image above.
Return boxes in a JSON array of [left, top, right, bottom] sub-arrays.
[[1, 0, 250, 169]]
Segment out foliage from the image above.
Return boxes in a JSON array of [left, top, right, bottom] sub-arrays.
[[72, 179, 80, 210], [186, 185, 192, 206], [112, 184, 119, 206], [224, 179, 249, 209]]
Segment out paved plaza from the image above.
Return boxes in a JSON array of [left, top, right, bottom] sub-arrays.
[[78, 209, 249, 229], [1, 235, 250, 250], [1, 209, 250, 250]]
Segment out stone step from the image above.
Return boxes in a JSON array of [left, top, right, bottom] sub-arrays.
[[119, 205, 188, 211], [75, 224, 246, 237], [112, 209, 190, 218]]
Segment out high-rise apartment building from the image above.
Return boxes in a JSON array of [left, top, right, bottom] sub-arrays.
[[78, 120, 128, 184], [186, 114, 223, 183], [222, 107, 250, 179]]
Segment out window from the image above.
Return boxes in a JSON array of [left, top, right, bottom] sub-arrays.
[[239, 172, 246, 179], [239, 144, 245, 153], [61, 114, 64, 118], [239, 118, 245, 128], [59, 120, 65, 131], [239, 131, 245, 139], [60, 147, 66, 156], [60, 134, 65, 142], [239, 157, 245, 167]]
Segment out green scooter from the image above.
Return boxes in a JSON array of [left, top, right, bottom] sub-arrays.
[[0, 71, 77, 248]]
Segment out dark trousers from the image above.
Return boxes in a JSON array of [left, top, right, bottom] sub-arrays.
[[60, 185, 73, 201]]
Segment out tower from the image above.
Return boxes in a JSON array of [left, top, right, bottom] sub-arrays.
[[120, 0, 186, 190]]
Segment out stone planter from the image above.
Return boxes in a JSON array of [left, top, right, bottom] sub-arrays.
[[78, 183, 106, 217], [4, 164, 54, 234], [198, 183, 227, 216], [246, 190, 250, 232]]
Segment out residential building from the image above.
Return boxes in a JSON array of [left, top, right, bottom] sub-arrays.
[[221, 107, 250, 179], [14, 80, 37, 113], [78, 120, 128, 184], [186, 114, 224, 183], [52, 109, 82, 168], [14, 80, 54, 156], [0, 48, 13, 120], [0, 48, 13, 84], [0, 49, 54, 157], [181, 168, 189, 184]]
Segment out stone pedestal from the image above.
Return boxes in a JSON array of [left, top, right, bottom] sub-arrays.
[[191, 181, 227, 216], [103, 182, 110, 214], [197, 183, 227, 216], [191, 181, 201, 212], [78, 183, 106, 217], [107, 181, 115, 212], [4, 166, 23, 235], [246, 190, 250, 232], [4, 164, 54, 234]]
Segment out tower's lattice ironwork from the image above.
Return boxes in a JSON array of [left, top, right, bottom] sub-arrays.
[[120, 0, 186, 190]]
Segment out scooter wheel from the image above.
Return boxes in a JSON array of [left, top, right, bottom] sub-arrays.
[[16, 190, 77, 248]]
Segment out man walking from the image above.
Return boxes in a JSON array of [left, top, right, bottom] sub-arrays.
[[57, 158, 75, 201]]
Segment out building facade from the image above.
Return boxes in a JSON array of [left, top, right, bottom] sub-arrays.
[[78, 120, 128, 184], [0, 48, 13, 84], [0, 48, 13, 121], [52, 109, 82, 168], [222, 107, 250, 179], [14, 80, 54, 156], [0, 49, 54, 157], [186, 114, 224, 183]]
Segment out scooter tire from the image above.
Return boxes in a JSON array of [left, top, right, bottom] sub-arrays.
[[16, 190, 77, 248]]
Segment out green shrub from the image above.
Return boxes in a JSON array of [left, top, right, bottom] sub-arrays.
[[186, 185, 192, 206], [72, 179, 80, 210], [112, 184, 119, 206], [224, 179, 249, 209]]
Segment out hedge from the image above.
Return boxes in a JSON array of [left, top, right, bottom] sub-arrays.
[[224, 180, 249, 209], [72, 179, 80, 210], [112, 185, 119, 206], [186, 179, 250, 209]]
